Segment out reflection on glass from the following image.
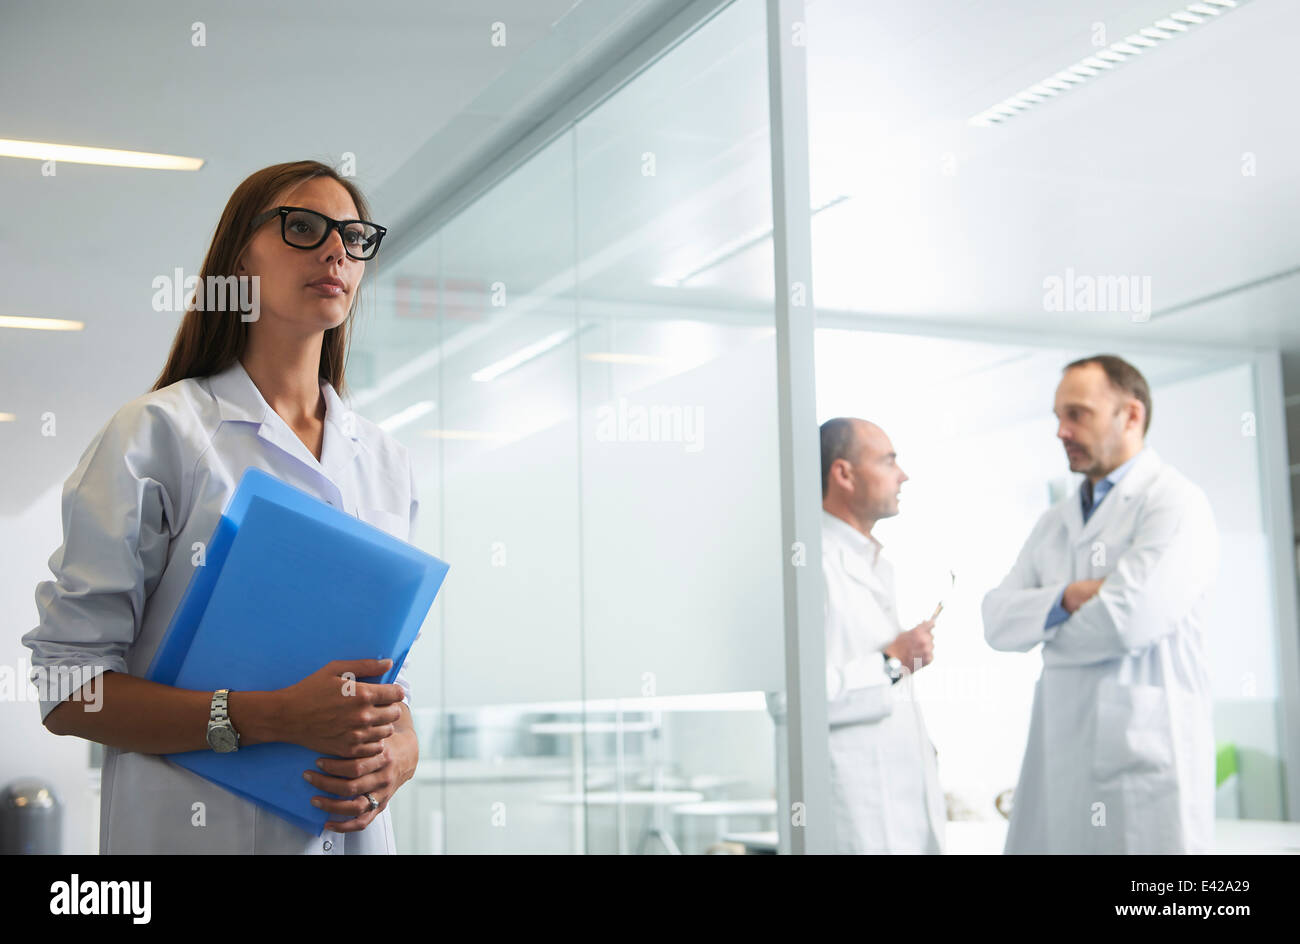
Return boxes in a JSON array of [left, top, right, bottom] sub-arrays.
[[359, 0, 783, 853]]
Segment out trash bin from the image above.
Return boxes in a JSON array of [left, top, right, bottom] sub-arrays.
[[0, 779, 62, 854]]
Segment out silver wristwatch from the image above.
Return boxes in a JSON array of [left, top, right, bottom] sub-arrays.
[[883, 654, 903, 685], [206, 689, 240, 752]]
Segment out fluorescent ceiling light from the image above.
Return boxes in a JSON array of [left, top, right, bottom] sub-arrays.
[[653, 195, 851, 287], [969, 0, 1249, 127], [470, 323, 595, 382], [471, 328, 572, 382], [0, 138, 204, 170], [420, 429, 513, 441], [377, 400, 436, 433], [582, 352, 677, 366], [0, 413, 14, 423], [0, 315, 85, 331], [417, 691, 769, 715]]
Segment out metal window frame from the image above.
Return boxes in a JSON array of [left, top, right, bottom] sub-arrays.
[[765, 0, 831, 854], [1253, 351, 1300, 821]]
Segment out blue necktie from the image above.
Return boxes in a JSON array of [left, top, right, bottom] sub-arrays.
[[1081, 479, 1096, 522]]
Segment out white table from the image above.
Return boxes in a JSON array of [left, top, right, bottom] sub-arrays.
[[529, 719, 661, 852], [672, 799, 777, 850], [940, 818, 1300, 855], [721, 830, 779, 854], [720, 818, 1300, 855], [1214, 818, 1300, 853], [540, 791, 705, 854], [539, 791, 705, 806]]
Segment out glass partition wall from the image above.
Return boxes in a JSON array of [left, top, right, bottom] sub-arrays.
[[355, 0, 1299, 852], [358, 0, 783, 853]]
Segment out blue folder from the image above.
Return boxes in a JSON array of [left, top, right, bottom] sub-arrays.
[[145, 466, 449, 836]]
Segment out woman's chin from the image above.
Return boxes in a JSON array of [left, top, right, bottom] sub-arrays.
[[255, 308, 349, 334]]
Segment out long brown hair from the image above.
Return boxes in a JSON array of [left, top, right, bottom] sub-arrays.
[[150, 160, 375, 397]]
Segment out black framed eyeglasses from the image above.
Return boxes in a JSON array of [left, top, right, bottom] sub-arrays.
[[250, 206, 387, 260]]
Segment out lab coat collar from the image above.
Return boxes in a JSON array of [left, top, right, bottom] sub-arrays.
[[1069, 445, 1161, 545], [208, 357, 272, 426], [206, 357, 362, 481], [822, 509, 884, 565]]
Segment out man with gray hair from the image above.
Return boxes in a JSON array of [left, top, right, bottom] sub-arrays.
[[820, 417, 945, 853], [982, 354, 1218, 853]]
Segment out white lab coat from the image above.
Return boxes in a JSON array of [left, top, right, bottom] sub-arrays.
[[822, 511, 945, 854], [981, 447, 1217, 854], [23, 357, 420, 854]]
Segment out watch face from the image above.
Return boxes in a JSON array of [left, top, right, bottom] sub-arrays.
[[208, 725, 239, 753]]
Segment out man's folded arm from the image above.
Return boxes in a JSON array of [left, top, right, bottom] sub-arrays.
[[1043, 488, 1217, 667], [982, 516, 1061, 652]]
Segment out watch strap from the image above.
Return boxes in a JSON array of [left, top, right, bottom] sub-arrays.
[[211, 688, 231, 723]]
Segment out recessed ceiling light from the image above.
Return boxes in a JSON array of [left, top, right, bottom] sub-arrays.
[[470, 323, 598, 382], [653, 195, 851, 287], [378, 400, 436, 433], [420, 429, 513, 441], [969, 0, 1250, 127], [0, 315, 85, 331], [582, 352, 677, 366], [0, 138, 204, 170], [471, 328, 576, 382]]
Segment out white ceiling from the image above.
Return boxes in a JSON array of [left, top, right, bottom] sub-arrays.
[[0, 0, 684, 513], [803, 0, 1300, 351]]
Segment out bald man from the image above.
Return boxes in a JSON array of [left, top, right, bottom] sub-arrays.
[[820, 418, 945, 853]]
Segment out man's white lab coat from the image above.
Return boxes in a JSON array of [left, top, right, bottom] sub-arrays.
[[822, 511, 945, 853], [981, 447, 1218, 853]]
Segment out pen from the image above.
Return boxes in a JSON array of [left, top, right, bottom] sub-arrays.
[[930, 570, 956, 623]]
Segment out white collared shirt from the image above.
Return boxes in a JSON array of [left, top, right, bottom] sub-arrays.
[[23, 357, 418, 854], [821, 510, 898, 715]]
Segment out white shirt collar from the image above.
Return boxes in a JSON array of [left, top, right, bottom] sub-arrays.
[[1101, 445, 1145, 488], [822, 509, 884, 565]]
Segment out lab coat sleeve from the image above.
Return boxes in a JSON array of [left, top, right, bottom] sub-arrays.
[[1044, 589, 1070, 629], [1043, 483, 1217, 666], [981, 514, 1064, 652], [395, 647, 413, 709], [823, 565, 893, 727], [825, 659, 894, 727], [23, 400, 181, 724]]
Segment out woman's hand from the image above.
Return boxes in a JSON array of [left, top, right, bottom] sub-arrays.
[[274, 659, 405, 758], [304, 711, 419, 833]]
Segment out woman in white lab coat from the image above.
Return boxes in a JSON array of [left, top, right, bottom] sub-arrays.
[[23, 160, 421, 854]]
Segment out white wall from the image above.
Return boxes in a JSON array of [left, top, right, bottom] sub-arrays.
[[1153, 363, 1286, 818], [0, 480, 97, 854]]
